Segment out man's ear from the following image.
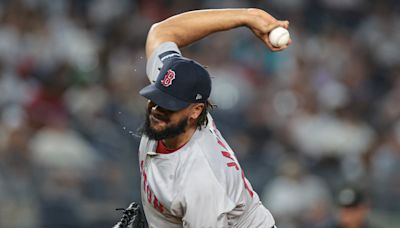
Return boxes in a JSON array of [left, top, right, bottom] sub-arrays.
[[189, 103, 205, 120]]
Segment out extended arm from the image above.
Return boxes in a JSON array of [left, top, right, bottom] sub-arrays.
[[146, 8, 290, 57]]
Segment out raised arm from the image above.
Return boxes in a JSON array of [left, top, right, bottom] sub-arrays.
[[146, 8, 290, 57]]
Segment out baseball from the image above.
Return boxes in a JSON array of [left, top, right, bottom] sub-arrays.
[[269, 27, 290, 47]]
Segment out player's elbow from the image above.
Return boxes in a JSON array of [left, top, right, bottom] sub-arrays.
[[148, 22, 162, 37], [146, 23, 161, 57], [146, 22, 181, 57], [146, 23, 170, 57]]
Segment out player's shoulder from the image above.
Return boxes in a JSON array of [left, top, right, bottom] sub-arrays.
[[193, 125, 228, 163], [189, 120, 236, 177], [139, 134, 151, 150], [179, 131, 227, 188], [176, 123, 240, 202]]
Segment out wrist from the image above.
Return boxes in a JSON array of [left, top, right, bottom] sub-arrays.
[[243, 8, 263, 28]]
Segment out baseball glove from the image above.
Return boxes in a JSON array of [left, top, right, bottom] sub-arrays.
[[113, 202, 145, 228]]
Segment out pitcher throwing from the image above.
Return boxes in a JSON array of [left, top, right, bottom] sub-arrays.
[[135, 8, 290, 228]]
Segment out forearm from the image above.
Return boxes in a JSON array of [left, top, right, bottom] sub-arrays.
[[146, 9, 259, 57]]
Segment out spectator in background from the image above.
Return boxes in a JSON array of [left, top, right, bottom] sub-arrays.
[[0, 123, 40, 228], [330, 187, 372, 228], [370, 122, 400, 211], [261, 159, 332, 227]]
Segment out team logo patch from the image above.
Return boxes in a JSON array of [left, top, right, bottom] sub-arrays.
[[161, 69, 175, 87]]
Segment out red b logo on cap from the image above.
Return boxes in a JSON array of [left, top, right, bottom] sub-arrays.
[[161, 69, 175, 87]]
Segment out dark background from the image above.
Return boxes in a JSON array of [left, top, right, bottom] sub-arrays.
[[0, 0, 399, 227]]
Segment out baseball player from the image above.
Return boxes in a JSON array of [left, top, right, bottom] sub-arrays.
[[136, 8, 290, 228]]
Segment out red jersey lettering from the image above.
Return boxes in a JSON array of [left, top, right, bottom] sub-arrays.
[[141, 160, 166, 213]]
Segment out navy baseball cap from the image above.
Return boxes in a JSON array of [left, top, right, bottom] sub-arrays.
[[139, 57, 211, 111]]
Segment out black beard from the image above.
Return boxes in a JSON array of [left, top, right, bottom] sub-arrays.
[[140, 112, 188, 141]]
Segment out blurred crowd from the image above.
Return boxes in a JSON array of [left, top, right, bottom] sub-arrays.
[[0, 0, 399, 227]]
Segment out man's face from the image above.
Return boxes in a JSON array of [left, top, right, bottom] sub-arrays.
[[141, 101, 190, 140]]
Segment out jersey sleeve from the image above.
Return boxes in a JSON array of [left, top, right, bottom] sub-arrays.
[[146, 42, 182, 83]]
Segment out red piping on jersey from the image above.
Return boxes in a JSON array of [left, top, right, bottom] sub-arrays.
[[156, 140, 187, 154]]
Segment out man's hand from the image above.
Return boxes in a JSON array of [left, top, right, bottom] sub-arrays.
[[246, 8, 291, 52]]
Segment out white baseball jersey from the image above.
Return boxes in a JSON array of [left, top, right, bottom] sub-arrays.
[[139, 42, 276, 228]]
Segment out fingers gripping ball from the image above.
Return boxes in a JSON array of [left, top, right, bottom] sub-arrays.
[[269, 27, 290, 47]]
